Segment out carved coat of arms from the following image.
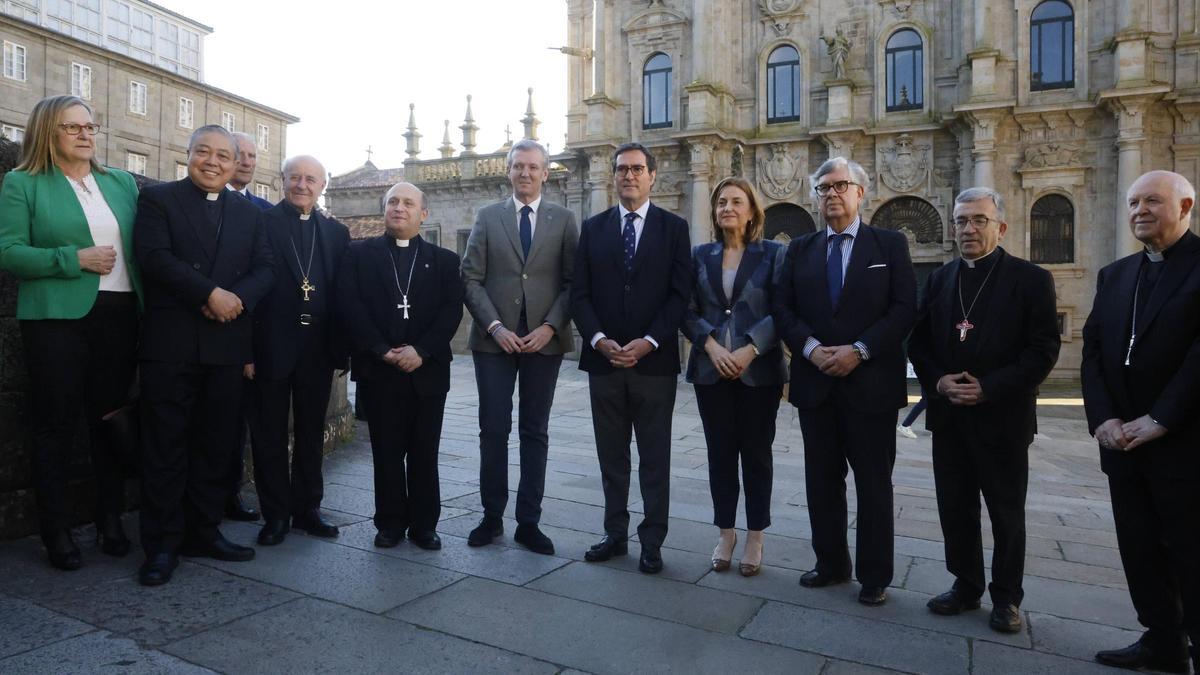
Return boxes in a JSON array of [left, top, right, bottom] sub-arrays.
[[879, 134, 929, 193], [757, 144, 804, 200]]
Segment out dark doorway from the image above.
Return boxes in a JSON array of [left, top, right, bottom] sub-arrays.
[[764, 203, 817, 243]]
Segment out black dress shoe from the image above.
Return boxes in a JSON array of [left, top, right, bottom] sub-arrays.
[[858, 585, 888, 606], [374, 529, 403, 548], [467, 517, 504, 547], [638, 546, 663, 574], [224, 494, 260, 522], [584, 535, 628, 562], [44, 530, 82, 571], [926, 589, 982, 615], [96, 514, 131, 557], [799, 570, 851, 588], [138, 553, 178, 587], [180, 533, 255, 562], [1094, 636, 1189, 673], [514, 524, 555, 555], [407, 529, 442, 550], [989, 604, 1023, 633], [292, 510, 339, 538], [257, 520, 290, 546]]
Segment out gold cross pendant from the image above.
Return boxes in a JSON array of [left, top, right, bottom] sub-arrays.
[[300, 278, 315, 301]]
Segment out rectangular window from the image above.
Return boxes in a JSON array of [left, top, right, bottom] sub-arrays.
[[71, 62, 92, 100], [74, 0, 101, 44], [3, 0, 39, 22], [254, 182, 270, 200], [1, 124, 24, 142], [221, 111, 235, 132], [256, 123, 269, 152], [178, 97, 194, 128], [107, 2, 153, 61], [3, 41, 27, 81], [129, 81, 147, 115], [126, 152, 147, 176], [175, 162, 188, 180], [45, 0, 73, 34]]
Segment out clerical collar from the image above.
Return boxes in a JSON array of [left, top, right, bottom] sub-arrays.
[[280, 200, 316, 221], [1145, 250, 1164, 263], [388, 233, 421, 248], [185, 178, 222, 201], [206, 192, 220, 201], [961, 247, 999, 269]]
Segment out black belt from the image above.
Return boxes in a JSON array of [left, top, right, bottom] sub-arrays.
[[299, 313, 321, 326]]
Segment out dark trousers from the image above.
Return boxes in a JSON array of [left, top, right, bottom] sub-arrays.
[[250, 333, 335, 522], [226, 381, 252, 498], [138, 361, 243, 556], [901, 397, 927, 428], [19, 292, 138, 537], [694, 380, 781, 531], [588, 369, 676, 549], [473, 350, 562, 525], [932, 420, 1029, 606], [1102, 445, 1200, 647], [359, 376, 444, 533], [797, 404, 897, 588]]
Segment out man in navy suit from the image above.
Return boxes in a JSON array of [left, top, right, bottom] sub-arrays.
[[134, 125, 275, 586], [228, 132, 274, 210], [1083, 170, 1200, 674], [773, 157, 917, 605], [570, 142, 692, 574]]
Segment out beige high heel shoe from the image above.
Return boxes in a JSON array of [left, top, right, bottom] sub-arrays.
[[711, 532, 737, 572], [739, 537, 763, 577]]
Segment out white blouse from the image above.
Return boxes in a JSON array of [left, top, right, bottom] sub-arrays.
[[67, 173, 132, 293]]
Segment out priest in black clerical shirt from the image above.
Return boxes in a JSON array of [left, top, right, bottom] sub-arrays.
[[337, 182, 464, 550], [908, 187, 1060, 634], [134, 125, 275, 586], [249, 155, 350, 547]]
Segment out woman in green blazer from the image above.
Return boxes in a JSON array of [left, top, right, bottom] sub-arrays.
[[0, 95, 142, 571]]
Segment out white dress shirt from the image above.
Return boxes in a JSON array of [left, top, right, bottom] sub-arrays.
[[68, 173, 132, 293], [590, 200, 658, 351], [802, 216, 870, 361]]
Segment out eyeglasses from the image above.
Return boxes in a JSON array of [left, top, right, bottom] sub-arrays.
[[952, 215, 998, 229], [814, 180, 860, 196], [614, 165, 648, 177], [58, 123, 101, 136]]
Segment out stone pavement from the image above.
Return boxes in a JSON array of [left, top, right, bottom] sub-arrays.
[[0, 360, 1150, 674]]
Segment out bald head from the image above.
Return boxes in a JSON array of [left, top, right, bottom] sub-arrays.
[[383, 182, 428, 241], [282, 155, 327, 214], [1127, 170, 1195, 253]]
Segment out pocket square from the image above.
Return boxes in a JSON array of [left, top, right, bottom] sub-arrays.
[[867, 263, 888, 269]]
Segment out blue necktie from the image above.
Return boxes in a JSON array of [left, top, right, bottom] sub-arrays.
[[519, 205, 532, 259], [622, 212, 638, 272], [827, 233, 848, 309]]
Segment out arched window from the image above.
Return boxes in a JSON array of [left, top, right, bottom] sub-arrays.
[[872, 197, 943, 243], [885, 29, 923, 112], [1031, 0, 1074, 90], [1030, 194, 1074, 263], [764, 203, 816, 242], [643, 53, 672, 129], [766, 45, 800, 124]]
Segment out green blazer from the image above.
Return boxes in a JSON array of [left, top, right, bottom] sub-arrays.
[[0, 166, 142, 319]]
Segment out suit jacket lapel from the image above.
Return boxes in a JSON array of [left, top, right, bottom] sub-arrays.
[[811, 234, 835, 317], [173, 181, 215, 262], [1134, 231, 1200, 346], [498, 202, 525, 263], [836, 224, 876, 313], [935, 263, 957, 356], [630, 205, 658, 277], [604, 208, 625, 276], [315, 213, 339, 284], [704, 243, 728, 308], [526, 205, 551, 268], [732, 241, 763, 304], [271, 217, 304, 286], [971, 249, 1010, 357]]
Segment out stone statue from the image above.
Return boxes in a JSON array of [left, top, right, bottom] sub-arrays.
[[821, 27, 851, 80]]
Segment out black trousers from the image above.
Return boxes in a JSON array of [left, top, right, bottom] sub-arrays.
[[473, 350, 562, 525], [226, 380, 252, 497], [19, 292, 138, 537], [931, 419, 1029, 606], [1102, 444, 1200, 647], [797, 403, 897, 588], [359, 376, 444, 533], [694, 379, 781, 531], [588, 369, 676, 549], [138, 361, 243, 556], [250, 333, 335, 522]]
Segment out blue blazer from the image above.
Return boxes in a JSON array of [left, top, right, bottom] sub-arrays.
[[684, 239, 788, 386]]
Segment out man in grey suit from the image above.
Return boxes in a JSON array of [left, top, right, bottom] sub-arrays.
[[461, 139, 579, 554]]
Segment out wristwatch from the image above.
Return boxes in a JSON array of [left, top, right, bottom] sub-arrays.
[[852, 346, 867, 362]]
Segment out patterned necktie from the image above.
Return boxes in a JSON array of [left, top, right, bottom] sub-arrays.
[[622, 212, 638, 272], [519, 205, 532, 259], [827, 233, 848, 309]]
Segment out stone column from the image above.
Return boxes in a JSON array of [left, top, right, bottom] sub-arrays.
[[587, 151, 611, 217], [1109, 97, 1154, 257], [688, 140, 716, 245], [963, 110, 1002, 188]]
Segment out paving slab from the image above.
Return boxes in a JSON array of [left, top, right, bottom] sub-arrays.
[[0, 594, 93, 658], [164, 596, 555, 674], [739, 600, 969, 675], [528, 561, 764, 633], [0, 630, 215, 674], [971, 640, 1114, 674], [389, 576, 826, 674], [1027, 612, 1144, 664]]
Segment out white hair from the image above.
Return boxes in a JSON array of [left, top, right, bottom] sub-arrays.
[[955, 187, 1005, 220]]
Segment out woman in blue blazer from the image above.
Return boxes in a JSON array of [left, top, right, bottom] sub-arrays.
[[0, 95, 141, 570], [684, 177, 787, 577]]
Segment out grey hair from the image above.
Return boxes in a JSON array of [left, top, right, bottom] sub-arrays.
[[188, 124, 240, 160], [383, 181, 428, 210], [955, 187, 1005, 220], [810, 156, 870, 196], [230, 131, 255, 146], [281, 154, 327, 180], [506, 139, 549, 169]]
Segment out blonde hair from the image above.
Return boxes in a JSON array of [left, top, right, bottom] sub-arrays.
[[709, 177, 766, 245], [15, 95, 106, 176]]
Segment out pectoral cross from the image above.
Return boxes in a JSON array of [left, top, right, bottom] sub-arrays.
[[1125, 335, 1135, 366], [300, 278, 315, 301], [397, 294, 411, 319], [956, 319, 974, 342]]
